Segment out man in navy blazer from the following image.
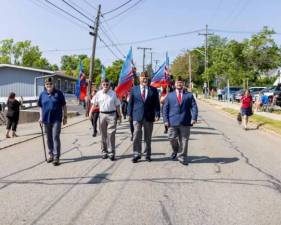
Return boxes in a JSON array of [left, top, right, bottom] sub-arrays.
[[163, 76, 198, 165], [127, 71, 160, 163]]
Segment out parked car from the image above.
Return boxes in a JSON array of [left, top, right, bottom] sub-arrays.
[[249, 87, 266, 102], [223, 87, 242, 101], [235, 89, 244, 102], [276, 93, 281, 107], [260, 86, 274, 94], [263, 84, 281, 97]]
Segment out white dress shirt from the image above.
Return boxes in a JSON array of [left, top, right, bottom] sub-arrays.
[[91, 89, 120, 112], [140, 85, 148, 100], [176, 89, 183, 98]]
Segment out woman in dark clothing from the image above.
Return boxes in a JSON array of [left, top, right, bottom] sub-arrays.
[[6, 92, 21, 138], [121, 96, 128, 120], [160, 88, 168, 134]]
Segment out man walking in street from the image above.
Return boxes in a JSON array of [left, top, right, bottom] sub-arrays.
[[91, 78, 121, 161], [163, 76, 198, 165], [38, 77, 67, 166], [128, 71, 160, 163]]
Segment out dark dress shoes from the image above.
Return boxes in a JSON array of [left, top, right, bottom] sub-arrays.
[[109, 155, 115, 161], [102, 154, 108, 159], [53, 158, 60, 166], [132, 155, 141, 163], [146, 156, 152, 162], [170, 152, 177, 160], [47, 157, 54, 163]]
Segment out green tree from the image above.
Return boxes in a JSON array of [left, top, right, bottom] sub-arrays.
[[0, 39, 14, 64], [104, 59, 124, 86], [0, 39, 57, 71]]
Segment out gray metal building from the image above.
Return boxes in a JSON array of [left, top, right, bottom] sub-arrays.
[[0, 64, 77, 97]]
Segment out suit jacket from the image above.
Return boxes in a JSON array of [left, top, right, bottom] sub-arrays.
[[163, 90, 198, 126], [127, 85, 160, 122]]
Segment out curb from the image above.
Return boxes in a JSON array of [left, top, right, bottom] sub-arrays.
[[199, 98, 281, 139]]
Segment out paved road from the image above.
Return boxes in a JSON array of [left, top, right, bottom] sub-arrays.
[[0, 101, 280, 225]]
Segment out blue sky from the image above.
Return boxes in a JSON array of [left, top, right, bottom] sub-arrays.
[[1, 0, 281, 71]]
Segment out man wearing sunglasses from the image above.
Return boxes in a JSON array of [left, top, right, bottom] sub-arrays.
[[38, 77, 67, 166], [90, 78, 121, 161]]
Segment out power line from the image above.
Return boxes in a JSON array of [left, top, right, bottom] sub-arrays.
[[42, 28, 204, 53], [102, 0, 133, 16], [68, 0, 95, 18], [98, 35, 122, 59], [209, 29, 281, 35], [100, 25, 126, 58], [101, 17, 123, 48], [44, 0, 90, 27], [209, 0, 223, 26], [83, 0, 98, 10], [61, 0, 93, 23], [28, 0, 89, 31], [104, 0, 144, 22], [227, 0, 253, 26]]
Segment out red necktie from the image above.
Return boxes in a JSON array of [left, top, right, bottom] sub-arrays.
[[142, 87, 145, 101], [177, 90, 182, 104]]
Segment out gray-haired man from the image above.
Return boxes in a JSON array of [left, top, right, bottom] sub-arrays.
[[90, 78, 121, 161]]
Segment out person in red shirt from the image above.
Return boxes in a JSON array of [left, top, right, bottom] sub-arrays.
[[240, 89, 253, 130], [89, 90, 100, 137]]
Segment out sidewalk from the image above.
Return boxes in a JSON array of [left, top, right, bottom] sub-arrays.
[[0, 115, 87, 150], [201, 97, 281, 121]]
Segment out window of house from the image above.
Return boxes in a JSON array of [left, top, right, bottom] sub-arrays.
[[57, 79, 61, 90], [64, 80, 68, 92]]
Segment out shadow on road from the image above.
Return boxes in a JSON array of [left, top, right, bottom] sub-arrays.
[[189, 156, 239, 164], [191, 131, 221, 135]]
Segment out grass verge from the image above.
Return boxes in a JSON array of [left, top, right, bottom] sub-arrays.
[[222, 107, 281, 135]]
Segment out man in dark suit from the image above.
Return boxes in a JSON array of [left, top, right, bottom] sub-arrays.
[[128, 71, 160, 163], [163, 76, 198, 165]]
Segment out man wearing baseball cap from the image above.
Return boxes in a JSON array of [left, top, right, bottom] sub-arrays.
[[38, 77, 67, 166], [127, 71, 160, 163]]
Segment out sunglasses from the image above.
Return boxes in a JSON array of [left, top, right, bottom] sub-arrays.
[[103, 83, 109, 86]]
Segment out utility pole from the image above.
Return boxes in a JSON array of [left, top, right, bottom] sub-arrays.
[[188, 53, 192, 90], [88, 4, 101, 95], [153, 59, 160, 71], [199, 24, 214, 95], [137, 47, 152, 72]]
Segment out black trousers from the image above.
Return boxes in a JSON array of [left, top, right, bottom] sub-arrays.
[[91, 112, 100, 134], [6, 116, 19, 131], [129, 119, 134, 136]]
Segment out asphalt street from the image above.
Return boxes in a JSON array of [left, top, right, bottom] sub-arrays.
[[0, 101, 280, 225]]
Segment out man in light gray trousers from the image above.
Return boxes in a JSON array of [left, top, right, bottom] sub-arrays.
[[90, 78, 121, 161]]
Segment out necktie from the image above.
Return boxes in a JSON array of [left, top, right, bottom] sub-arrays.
[[142, 87, 145, 101], [177, 90, 182, 104]]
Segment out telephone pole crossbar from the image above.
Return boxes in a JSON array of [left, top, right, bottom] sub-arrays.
[[199, 24, 214, 94], [137, 47, 152, 72]]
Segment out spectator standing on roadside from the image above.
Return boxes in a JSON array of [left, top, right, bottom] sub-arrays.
[[5, 92, 21, 138], [240, 89, 253, 130]]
